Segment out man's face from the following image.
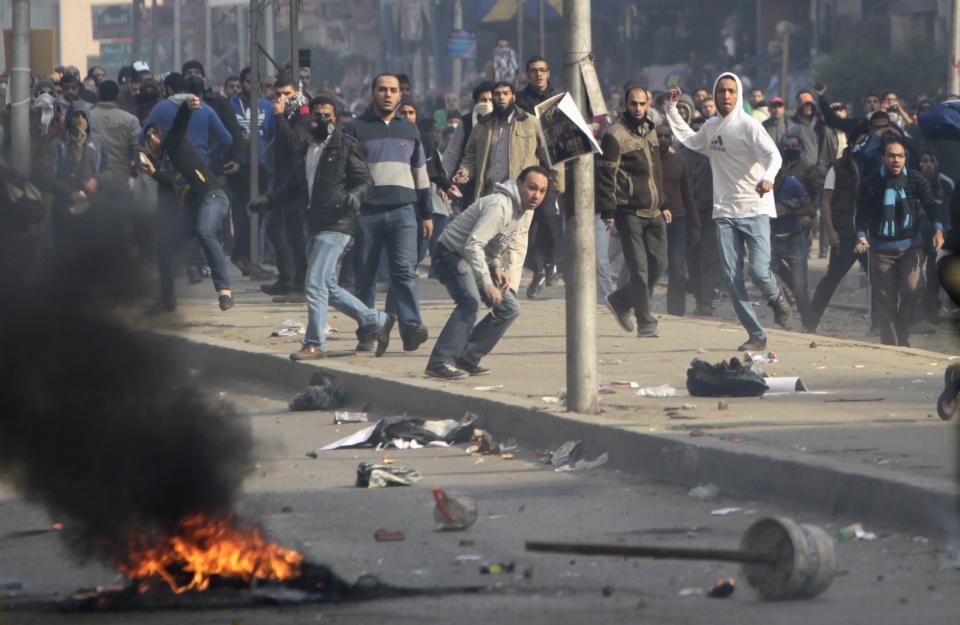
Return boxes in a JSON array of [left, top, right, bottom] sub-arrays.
[[399, 82, 411, 101], [750, 89, 764, 106], [870, 115, 891, 136], [656, 129, 672, 150], [497, 39, 509, 49], [832, 104, 848, 119], [527, 60, 549, 91], [693, 89, 709, 104], [444, 92, 459, 109], [261, 78, 276, 100], [625, 88, 649, 121], [798, 101, 816, 119], [63, 82, 80, 101], [492, 86, 515, 112], [476, 91, 493, 106], [145, 127, 162, 151], [519, 172, 549, 211], [769, 101, 784, 119], [882, 93, 900, 111], [372, 76, 401, 113], [241, 75, 251, 97], [91, 68, 105, 84], [864, 95, 880, 113], [224, 79, 240, 98], [311, 104, 336, 124], [883, 143, 906, 175], [276, 84, 297, 102], [920, 153, 936, 173], [398, 103, 417, 122], [714, 78, 737, 116], [702, 98, 717, 117], [299, 68, 310, 85], [783, 137, 801, 154], [184, 68, 203, 80]]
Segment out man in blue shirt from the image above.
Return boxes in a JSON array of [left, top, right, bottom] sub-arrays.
[[228, 66, 276, 275]]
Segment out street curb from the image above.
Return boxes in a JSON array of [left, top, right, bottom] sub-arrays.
[[158, 331, 960, 537]]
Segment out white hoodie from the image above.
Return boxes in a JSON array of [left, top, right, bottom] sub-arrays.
[[665, 73, 781, 219]]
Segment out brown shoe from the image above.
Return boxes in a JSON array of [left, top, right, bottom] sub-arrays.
[[290, 345, 326, 361], [374, 314, 396, 357]]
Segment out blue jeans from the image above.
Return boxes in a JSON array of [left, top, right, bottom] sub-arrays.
[[715, 215, 780, 340], [596, 214, 614, 300], [428, 243, 521, 368], [354, 205, 423, 339], [304, 231, 385, 349], [158, 190, 231, 305]]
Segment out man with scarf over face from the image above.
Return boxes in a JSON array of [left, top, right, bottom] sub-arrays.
[[666, 73, 791, 351], [597, 85, 669, 337], [856, 136, 943, 346]]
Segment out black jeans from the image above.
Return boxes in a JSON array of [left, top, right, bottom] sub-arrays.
[[806, 234, 866, 331], [226, 163, 266, 262], [525, 190, 563, 274], [266, 197, 306, 289], [666, 218, 688, 316], [771, 231, 810, 326], [687, 209, 720, 311], [608, 211, 667, 329]]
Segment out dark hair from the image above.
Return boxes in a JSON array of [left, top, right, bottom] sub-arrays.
[[518, 165, 550, 184], [447, 110, 462, 120], [185, 75, 205, 97], [133, 69, 151, 84], [881, 134, 908, 155], [492, 81, 515, 95], [920, 149, 938, 164], [163, 72, 186, 94], [97, 79, 120, 102], [864, 93, 880, 102], [870, 110, 891, 124], [624, 84, 647, 101], [308, 95, 338, 114], [224, 75, 240, 86], [239, 66, 252, 83], [525, 55, 548, 71], [181, 59, 204, 76], [880, 90, 898, 101], [60, 73, 80, 86], [370, 73, 399, 91], [396, 73, 411, 86], [472, 81, 495, 103], [86, 66, 105, 79], [795, 89, 814, 101], [274, 77, 296, 91], [398, 100, 418, 115], [117, 66, 134, 84]]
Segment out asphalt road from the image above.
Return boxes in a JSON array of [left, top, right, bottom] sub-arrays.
[[2, 374, 959, 624]]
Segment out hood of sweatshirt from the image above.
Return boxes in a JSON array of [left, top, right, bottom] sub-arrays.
[[712, 72, 746, 132], [492, 179, 523, 215]]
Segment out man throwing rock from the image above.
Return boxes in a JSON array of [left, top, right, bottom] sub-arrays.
[[665, 73, 791, 351]]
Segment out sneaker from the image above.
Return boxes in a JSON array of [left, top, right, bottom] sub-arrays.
[[425, 361, 468, 379], [456, 359, 491, 375], [738, 337, 767, 351], [937, 364, 960, 420], [605, 294, 635, 333], [403, 325, 429, 352], [636, 325, 659, 338], [218, 294, 235, 311], [260, 281, 292, 296], [374, 314, 396, 357], [769, 294, 792, 328], [290, 344, 326, 361], [356, 336, 376, 352], [146, 299, 176, 315], [186, 266, 203, 284], [545, 264, 560, 286], [526, 272, 546, 300]]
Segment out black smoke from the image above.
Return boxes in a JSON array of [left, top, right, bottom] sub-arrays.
[[0, 227, 255, 565]]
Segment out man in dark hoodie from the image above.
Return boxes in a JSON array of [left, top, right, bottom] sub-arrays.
[[141, 95, 234, 313]]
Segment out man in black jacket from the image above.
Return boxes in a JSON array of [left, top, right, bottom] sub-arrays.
[[250, 96, 394, 360], [141, 95, 234, 312]]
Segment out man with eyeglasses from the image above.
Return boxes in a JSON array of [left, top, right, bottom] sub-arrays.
[[249, 96, 394, 361], [856, 136, 943, 347], [599, 84, 669, 338]]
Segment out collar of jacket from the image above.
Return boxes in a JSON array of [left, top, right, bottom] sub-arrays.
[[303, 127, 343, 154], [623, 112, 654, 135]]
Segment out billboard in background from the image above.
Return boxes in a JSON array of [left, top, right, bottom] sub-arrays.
[[3, 29, 56, 76]]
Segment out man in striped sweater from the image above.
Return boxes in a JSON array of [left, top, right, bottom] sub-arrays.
[[343, 73, 433, 353]]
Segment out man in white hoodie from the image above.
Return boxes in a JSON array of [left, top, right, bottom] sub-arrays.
[[425, 166, 549, 379], [665, 73, 791, 351]]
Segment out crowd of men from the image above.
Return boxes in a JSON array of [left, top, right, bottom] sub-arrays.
[[3, 49, 959, 380]]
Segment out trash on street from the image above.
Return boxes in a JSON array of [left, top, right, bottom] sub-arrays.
[[543, 440, 582, 466], [710, 507, 743, 516], [289, 371, 345, 411], [334, 411, 369, 424], [836, 523, 877, 541], [688, 483, 720, 500], [707, 577, 736, 598], [556, 452, 609, 472], [356, 462, 422, 488], [433, 488, 479, 530], [687, 358, 768, 397], [319, 413, 478, 451], [636, 384, 677, 397], [271, 319, 305, 337], [373, 529, 406, 542]]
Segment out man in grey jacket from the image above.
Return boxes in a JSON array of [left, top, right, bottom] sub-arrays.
[[425, 166, 549, 380], [88, 80, 140, 194]]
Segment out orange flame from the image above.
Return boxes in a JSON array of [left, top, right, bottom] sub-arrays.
[[118, 513, 303, 594]]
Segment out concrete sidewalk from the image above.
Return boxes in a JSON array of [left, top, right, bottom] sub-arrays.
[[139, 264, 960, 535]]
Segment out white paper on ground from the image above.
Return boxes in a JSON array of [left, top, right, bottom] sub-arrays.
[[764, 377, 808, 393], [320, 424, 378, 451]]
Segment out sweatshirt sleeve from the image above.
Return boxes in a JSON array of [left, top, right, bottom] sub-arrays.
[[665, 102, 707, 153], [463, 204, 507, 288], [441, 122, 466, 177], [752, 121, 782, 183]]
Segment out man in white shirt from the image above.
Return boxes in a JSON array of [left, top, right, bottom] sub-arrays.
[[665, 73, 791, 351]]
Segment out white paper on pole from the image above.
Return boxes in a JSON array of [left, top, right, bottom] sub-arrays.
[[534, 91, 603, 167], [579, 57, 608, 117]]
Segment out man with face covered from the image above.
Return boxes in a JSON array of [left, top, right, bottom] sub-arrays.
[[442, 81, 494, 205], [666, 73, 790, 351], [250, 96, 393, 361]]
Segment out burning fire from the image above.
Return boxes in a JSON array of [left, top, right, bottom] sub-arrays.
[[118, 513, 303, 593]]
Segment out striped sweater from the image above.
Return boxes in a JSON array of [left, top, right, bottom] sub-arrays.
[[343, 109, 432, 219]]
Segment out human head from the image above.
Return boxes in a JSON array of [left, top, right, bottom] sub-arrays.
[[749, 87, 765, 107], [917, 99, 933, 115], [767, 96, 785, 119], [444, 91, 460, 110], [87, 66, 106, 85], [117, 66, 134, 85], [144, 124, 163, 152], [656, 124, 672, 152], [299, 66, 311, 90], [83, 77, 97, 93], [516, 166, 550, 211], [496, 37, 510, 49], [693, 88, 709, 105], [309, 95, 338, 121], [181, 60, 205, 79], [881, 136, 908, 175], [224, 76, 240, 98], [163, 72, 187, 97], [66, 109, 89, 141], [65, 66, 81, 80], [920, 150, 938, 178], [33, 78, 55, 98], [492, 81, 516, 113], [701, 97, 717, 117], [239, 67, 254, 97], [473, 81, 494, 105], [97, 80, 120, 102], [274, 77, 298, 102], [713, 74, 738, 116], [371, 73, 401, 116], [782, 134, 803, 161], [869, 110, 891, 135], [863, 93, 880, 114], [398, 101, 417, 122], [526, 55, 550, 92], [396, 73, 411, 100], [60, 74, 81, 102], [624, 85, 649, 122], [447, 110, 462, 127], [690, 115, 706, 132], [881, 91, 900, 111], [795, 90, 816, 119], [261, 74, 276, 100]]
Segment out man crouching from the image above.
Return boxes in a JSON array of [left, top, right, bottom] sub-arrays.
[[425, 166, 549, 379]]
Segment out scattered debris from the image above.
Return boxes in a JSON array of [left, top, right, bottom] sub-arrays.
[[542, 395, 564, 404], [598, 359, 624, 365], [374, 529, 406, 542], [289, 372, 345, 411], [458, 539, 476, 547], [556, 453, 609, 472], [809, 341, 818, 348], [636, 384, 677, 398], [334, 411, 368, 424], [938, 544, 960, 570], [744, 351, 778, 364], [473, 385, 504, 391], [690, 429, 705, 437], [710, 507, 742, 516], [687, 358, 768, 397], [678, 587, 704, 596], [544, 440, 582, 466], [598, 385, 616, 394], [601, 585, 613, 597], [717, 401, 728, 410], [500, 453, 515, 460], [836, 523, 877, 541], [681, 403, 696, 410], [466, 428, 497, 455], [480, 562, 515, 575], [707, 578, 736, 598], [318, 413, 478, 451], [499, 439, 519, 453], [455, 554, 483, 562], [271, 319, 305, 337], [823, 397, 885, 403], [688, 483, 720, 501], [356, 463, 422, 488], [763, 376, 809, 393], [280, 506, 293, 514], [610, 380, 640, 389], [433, 488, 479, 530]]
